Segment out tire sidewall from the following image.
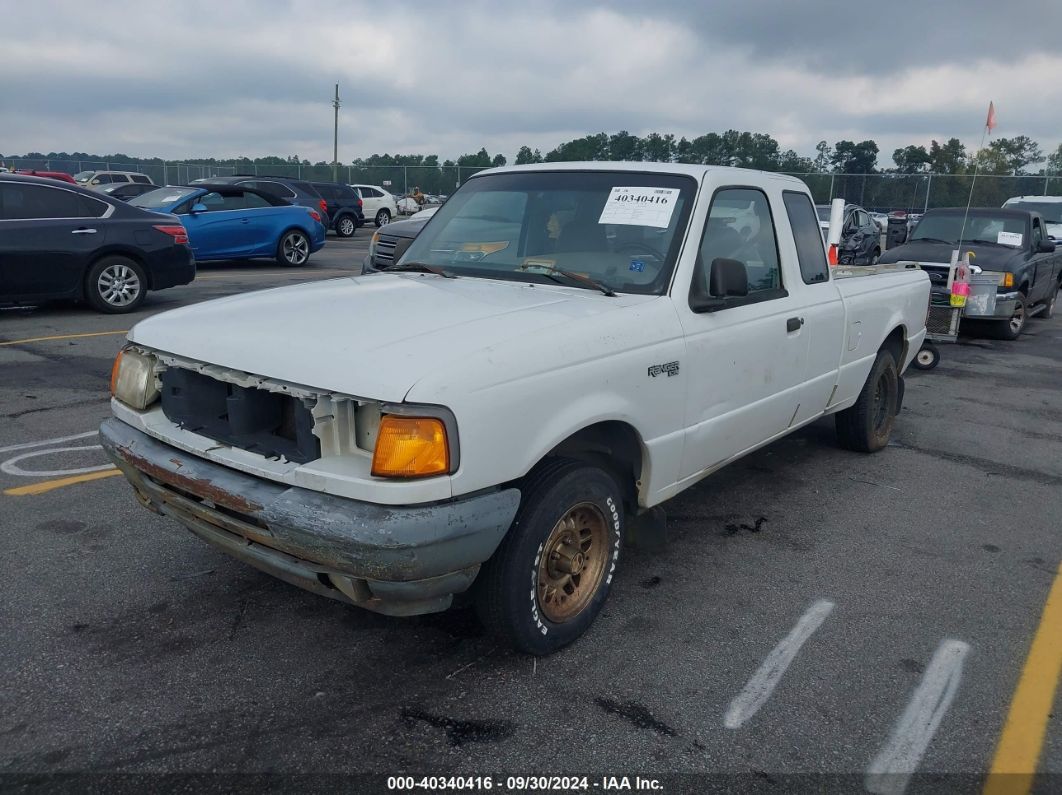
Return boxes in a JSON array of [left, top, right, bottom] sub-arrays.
[[500, 466, 623, 654], [998, 294, 1027, 340], [86, 256, 146, 314], [865, 352, 898, 449], [375, 209, 391, 227]]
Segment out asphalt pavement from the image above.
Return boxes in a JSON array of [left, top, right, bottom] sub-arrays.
[[1, 237, 1059, 793]]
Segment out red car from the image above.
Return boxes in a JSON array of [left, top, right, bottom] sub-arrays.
[[15, 169, 77, 184]]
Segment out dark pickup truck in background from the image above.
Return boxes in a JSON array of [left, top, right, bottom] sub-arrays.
[[879, 207, 1062, 339]]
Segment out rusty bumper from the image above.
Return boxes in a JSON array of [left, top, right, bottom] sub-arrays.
[[99, 419, 520, 616]]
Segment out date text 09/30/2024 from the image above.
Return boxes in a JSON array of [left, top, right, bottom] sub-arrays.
[[386, 776, 664, 791]]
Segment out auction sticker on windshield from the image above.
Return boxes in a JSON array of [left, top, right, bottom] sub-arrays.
[[997, 231, 1023, 246], [598, 187, 678, 228]]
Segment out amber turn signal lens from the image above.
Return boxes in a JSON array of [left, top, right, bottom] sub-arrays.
[[110, 350, 124, 395], [371, 416, 449, 478], [1002, 272, 1014, 288]]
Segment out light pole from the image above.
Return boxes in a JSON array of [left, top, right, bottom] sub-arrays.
[[332, 83, 341, 183]]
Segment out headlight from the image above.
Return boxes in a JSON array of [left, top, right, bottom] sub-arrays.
[[371, 415, 449, 478], [110, 348, 159, 410], [368, 230, 380, 260]]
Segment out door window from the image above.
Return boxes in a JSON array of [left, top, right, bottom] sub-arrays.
[[130, 175, 151, 184], [1032, 219, 1043, 249], [243, 180, 296, 199], [691, 187, 782, 305], [783, 191, 830, 284], [0, 184, 81, 219], [240, 191, 271, 209]]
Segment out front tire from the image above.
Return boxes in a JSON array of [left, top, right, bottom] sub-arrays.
[[475, 459, 623, 655], [868, 247, 881, 266], [375, 209, 391, 227], [277, 230, 310, 266], [335, 215, 356, 238], [1036, 284, 1058, 320], [835, 350, 899, 452], [995, 294, 1027, 340], [85, 256, 146, 313]]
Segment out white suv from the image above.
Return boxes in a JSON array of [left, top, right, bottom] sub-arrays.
[[350, 184, 398, 227], [74, 170, 154, 188]]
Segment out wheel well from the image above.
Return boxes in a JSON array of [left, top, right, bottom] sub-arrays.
[[881, 325, 906, 368], [1020, 281, 1029, 296], [277, 226, 309, 245], [543, 421, 644, 512], [86, 249, 152, 293]]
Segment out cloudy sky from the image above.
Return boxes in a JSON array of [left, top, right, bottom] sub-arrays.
[[3, 0, 1061, 167]]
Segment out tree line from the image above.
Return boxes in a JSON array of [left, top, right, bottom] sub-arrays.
[[6, 131, 1060, 209]]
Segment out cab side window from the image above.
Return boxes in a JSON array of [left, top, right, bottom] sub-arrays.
[[1032, 219, 1043, 249], [783, 191, 830, 284], [690, 187, 782, 308]]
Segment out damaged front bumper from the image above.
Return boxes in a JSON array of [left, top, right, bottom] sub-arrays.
[[99, 419, 520, 616]]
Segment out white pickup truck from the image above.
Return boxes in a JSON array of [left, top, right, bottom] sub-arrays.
[[101, 163, 929, 655]]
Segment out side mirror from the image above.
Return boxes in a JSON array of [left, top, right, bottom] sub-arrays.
[[190, 203, 208, 214], [1037, 238, 1056, 253], [690, 257, 748, 312]]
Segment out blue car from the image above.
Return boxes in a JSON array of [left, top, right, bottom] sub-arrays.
[[131, 184, 326, 266]]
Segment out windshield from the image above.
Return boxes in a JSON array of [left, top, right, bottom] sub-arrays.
[[398, 171, 697, 295], [815, 206, 831, 222], [130, 187, 198, 209], [1003, 200, 1062, 224], [911, 214, 1027, 247], [73, 171, 94, 182]]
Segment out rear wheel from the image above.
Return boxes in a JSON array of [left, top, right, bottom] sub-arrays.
[[85, 256, 146, 313], [835, 350, 899, 452], [475, 459, 623, 655], [995, 294, 1027, 340], [335, 215, 356, 238], [277, 230, 310, 266], [1036, 284, 1058, 320], [375, 209, 391, 227]]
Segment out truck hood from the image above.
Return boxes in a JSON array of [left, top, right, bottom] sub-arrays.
[[878, 240, 1026, 271], [128, 273, 656, 402]]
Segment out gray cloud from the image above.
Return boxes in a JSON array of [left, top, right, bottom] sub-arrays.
[[1, 0, 1060, 167]]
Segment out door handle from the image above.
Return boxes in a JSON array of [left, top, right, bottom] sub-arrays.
[[241, 218, 250, 224], [786, 317, 805, 332], [71, 228, 97, 234]]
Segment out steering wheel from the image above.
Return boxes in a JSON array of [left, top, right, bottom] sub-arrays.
[[614, 241, 665, 259]]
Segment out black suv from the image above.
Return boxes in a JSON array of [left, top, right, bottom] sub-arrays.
[[191, 176, 330, 228], [311, 182, 365, 237]]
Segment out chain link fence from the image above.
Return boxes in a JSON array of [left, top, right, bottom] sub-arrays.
[[2, 158, 1058, 209], [0, 158, 491, 197]]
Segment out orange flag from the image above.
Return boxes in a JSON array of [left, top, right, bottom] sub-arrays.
[[985, 101, 997, 133]]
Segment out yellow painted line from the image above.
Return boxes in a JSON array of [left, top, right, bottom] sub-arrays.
[[0, 330, 128, 347], [983, 560, 1062, 795], [3, 467, 121, 496]]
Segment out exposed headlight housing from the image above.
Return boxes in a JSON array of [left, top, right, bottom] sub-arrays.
[[110, 348, 160, 410]]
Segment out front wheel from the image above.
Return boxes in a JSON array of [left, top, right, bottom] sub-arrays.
[[868, 247, 881, 266], [277, 230, 310, 266], [85, 256, 146, 313], [911, 344, 940, 371], [375, 209, 391, 227], [995, 294, 1027, 340], [835, 350, 899, 452], [335, 215, 356, 238], [475, 459, 623, 655]]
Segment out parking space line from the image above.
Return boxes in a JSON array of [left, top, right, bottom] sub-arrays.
[[723, 598, 835, 729], [0, 430, 98, 454], [3, 467, 120, 496], [983, 561, 1062, 795], [866, 639, 971, 795], [0, 330, 128, 347]]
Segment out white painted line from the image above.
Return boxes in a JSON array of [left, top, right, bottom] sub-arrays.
[[865, 639, 971, 795], [0, 430, 97, 454], [1, 445, 112, 478], [724, 598, 835, 729]]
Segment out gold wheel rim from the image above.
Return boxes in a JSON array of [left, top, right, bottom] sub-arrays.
[[537, 502, 609, 623]]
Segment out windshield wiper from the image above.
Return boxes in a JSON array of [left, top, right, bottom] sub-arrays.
[[912, 237, 954, 245], [522, 267, 616, 296], [385, 261, 456, 278], [965, 239, 1008, 247]]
